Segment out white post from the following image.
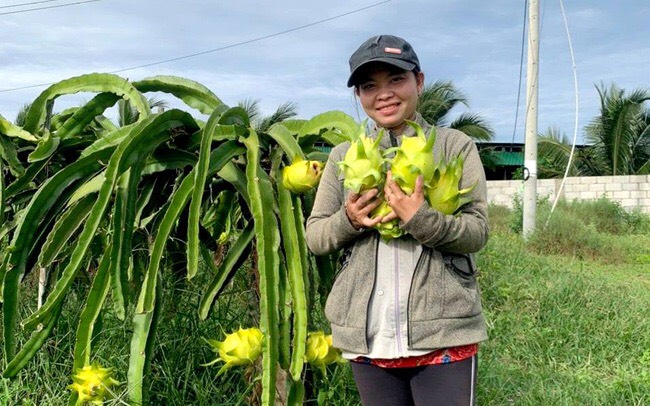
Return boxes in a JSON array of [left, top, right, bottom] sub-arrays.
[[523, 0, 540, 238]]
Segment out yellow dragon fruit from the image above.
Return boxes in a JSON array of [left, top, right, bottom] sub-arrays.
[[387, 120, 436, 195], [425, 154, 475, 215], [203, 327, 264, 376], [68, 362, 120, 405], [304, 331, 344, 373], [282, 157, 324, 194], [337, 125, 385, 193], [370, 200, 404, 240]]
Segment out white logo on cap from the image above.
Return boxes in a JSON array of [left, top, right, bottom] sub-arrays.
[[384, 47, 402, 55]]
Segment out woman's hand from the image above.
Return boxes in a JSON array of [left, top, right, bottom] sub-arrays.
[[382, 171, 425, 224], [345, 188, 383, 230]]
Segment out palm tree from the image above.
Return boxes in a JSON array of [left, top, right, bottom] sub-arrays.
[[584, 83, 650, 175], [537, 127, 604, 178], [14, 103, 31, 126], [416, 80, 494, 142], [237, 99, 298, 133], [117, 97, 168, 127], [535, 83, 649, 178]]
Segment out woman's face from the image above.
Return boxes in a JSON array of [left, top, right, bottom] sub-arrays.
[[355, 63, 424, 134]]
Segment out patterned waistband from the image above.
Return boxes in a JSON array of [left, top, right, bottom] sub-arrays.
[[351, 343, 479, 368]]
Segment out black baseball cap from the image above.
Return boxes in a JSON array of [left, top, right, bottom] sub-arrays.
[[347, 34, 420, 87]]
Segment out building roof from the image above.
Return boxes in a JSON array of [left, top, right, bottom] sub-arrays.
[[494, 151, 524, 166]]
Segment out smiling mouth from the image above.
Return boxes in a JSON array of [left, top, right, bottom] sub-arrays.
[[377, 103, 399, 114]]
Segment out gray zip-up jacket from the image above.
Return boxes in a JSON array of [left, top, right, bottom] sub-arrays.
[[305, 114, 489, 354]]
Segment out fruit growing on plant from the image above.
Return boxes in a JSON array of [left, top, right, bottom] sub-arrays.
[[204, 327, 264, 376], [282, 158, 324, 194], [68, 362, 120, 405], [0, 71, 363, 405], [304, 331, 343, 373]]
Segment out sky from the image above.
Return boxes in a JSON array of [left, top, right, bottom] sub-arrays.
[[1, 0, 648, 143]]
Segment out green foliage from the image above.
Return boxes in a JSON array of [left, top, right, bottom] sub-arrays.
[[538, 83, 649, 178], [2, 205, 648, 405], [0, 73, 359, 405], [507, 195, 650, 263], [478, 209, 650, 404], [416, 80, 494, 142]]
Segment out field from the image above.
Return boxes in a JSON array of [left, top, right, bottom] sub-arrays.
[[2, 198, 649, 405]]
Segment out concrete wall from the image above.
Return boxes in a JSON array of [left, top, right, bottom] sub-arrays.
[[486, 174, 650, 214]]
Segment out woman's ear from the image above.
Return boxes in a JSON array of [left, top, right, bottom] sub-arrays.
[[416, 71, 425, 93]]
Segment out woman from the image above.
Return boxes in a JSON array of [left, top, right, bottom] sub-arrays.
[[305, 34, 489, 405]]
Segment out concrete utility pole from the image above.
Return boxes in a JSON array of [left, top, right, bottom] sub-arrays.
[[523, 0, 540, 238]]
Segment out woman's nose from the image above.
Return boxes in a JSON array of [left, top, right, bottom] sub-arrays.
[[376, 86, 394, 100]]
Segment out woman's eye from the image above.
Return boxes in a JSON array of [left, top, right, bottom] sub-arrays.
[[360, 83, 376, 91], [391, 75, 406, 84]]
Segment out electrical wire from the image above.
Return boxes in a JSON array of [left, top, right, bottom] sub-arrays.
[[511, 0, 528, 145], [0, 0, 391, 93], [0, 0, 67, 9], [514, 0, 546, 146], [0, 0, 100, 16], [545, 0, 580, 226]]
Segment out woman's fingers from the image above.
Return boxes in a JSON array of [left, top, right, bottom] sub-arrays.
[[345, 188, 382, 229], [413, 175, 424, 198], [381, 210, 398, 223]]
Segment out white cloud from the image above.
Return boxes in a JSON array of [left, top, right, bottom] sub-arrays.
[[0, 0, 647, 145]]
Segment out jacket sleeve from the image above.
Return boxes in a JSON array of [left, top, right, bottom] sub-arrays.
[[400, 133, 489, 253], [305, 146, 366, 256]]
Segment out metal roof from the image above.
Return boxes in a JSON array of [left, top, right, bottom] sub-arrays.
[[493, 151, 523, 166]]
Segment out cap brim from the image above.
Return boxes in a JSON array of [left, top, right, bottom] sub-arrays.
[[347, 58, 417, 87]]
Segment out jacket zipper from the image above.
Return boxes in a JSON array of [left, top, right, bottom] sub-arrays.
[[394, 239, 404, 355], [363, 234, 380, 352], [406, 247, 427, 348]]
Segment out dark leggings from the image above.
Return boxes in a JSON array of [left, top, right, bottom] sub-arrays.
[[350, 355, 477, 406]]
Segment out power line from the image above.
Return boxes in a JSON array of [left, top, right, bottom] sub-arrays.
[[511, 0, 528, 145], [109, 0, 391, 73], [513, 0, 547, 145], [1, 0, 67, 9], [0, 0, 391, 93], [0, 0, 101, 16]]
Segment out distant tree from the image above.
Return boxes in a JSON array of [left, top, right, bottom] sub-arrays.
[[238, 99, 298, 133], [536, 83, 650, 178], [117, 97, 168, 127], [416, 80, 494, 142], [585, 83, 650, 175], [537, 127, 600, 178], [14, 103, 30, 126]]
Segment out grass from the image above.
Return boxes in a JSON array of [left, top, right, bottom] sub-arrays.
[[1, 198, 649, 405]]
